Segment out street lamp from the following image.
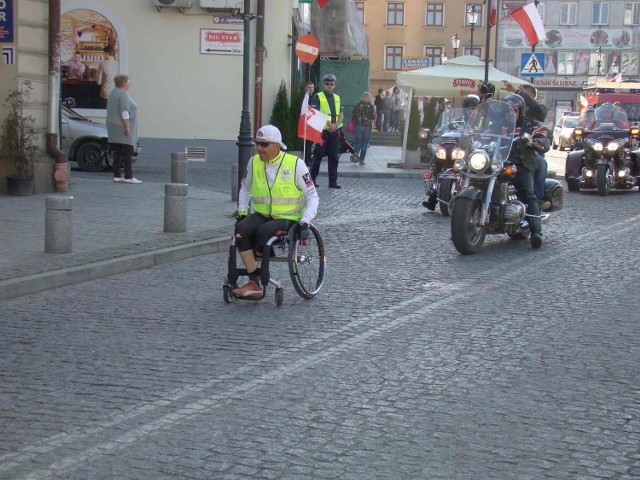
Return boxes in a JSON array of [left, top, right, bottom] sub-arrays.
[[235, 0, 259, 193], [451, 33, 460, 58], [467, 5, 480, 55], [441, 50, 448, 65], [596, 46, 603, 76]]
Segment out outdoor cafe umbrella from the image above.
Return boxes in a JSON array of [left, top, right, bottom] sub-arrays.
[[396, 55, 533, 100]]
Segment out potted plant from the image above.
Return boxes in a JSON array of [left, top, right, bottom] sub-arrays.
[[0, 82, 39, 196]]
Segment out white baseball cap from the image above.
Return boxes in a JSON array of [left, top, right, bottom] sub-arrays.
[[254, 125, 287, 150]]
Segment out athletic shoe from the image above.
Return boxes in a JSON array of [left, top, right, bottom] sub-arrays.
[[232, 280, 262, 299], [113, 177, 123, 183], [124, 178, 142, 184]]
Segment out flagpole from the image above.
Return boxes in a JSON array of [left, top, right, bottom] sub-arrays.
[[529, 0, 540, 85]]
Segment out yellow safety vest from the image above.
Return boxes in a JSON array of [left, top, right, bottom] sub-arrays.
[[317, 91, 342, 128], [251, 152, 304, 221]]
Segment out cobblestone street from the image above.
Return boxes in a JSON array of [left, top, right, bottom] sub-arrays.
[[2, 177, 639, 479]]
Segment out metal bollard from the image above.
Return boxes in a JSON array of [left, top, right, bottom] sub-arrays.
[[231, 163, 238, 202], [164, 183, 188, 233], [171, 152, 188, 184], [45, 195, 73, 254]]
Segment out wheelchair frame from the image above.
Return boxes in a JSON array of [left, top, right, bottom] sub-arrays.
[[223, 222, 326, 306]]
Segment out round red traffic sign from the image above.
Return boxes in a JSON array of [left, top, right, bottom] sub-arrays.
[[295, 34, 320, 64]]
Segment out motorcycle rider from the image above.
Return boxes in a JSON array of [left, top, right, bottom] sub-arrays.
[[595, 102, 629, 128], [423, 94, 480, 211], [479, 82, 495, 102], [502, 94, 544, 249], [503, 82, 551, 211]]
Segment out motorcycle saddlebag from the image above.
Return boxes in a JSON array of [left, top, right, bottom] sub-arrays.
[[544, 178, 563, 211]]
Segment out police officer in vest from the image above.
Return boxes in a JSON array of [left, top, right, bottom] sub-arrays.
[[232, 125, 319, 299], [309, 73, 344, 189]]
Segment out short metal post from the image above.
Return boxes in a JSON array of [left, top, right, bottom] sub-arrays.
[[231, 163, 239, 202], [171, 152, 188, 184], [45, 195, 73, 254], [164, 183, 188, 233]]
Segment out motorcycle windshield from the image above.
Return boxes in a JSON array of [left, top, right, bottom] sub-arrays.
[[435, 108, 469, 134], [593, 104, 630, 130], [460, 100, 516, 162]]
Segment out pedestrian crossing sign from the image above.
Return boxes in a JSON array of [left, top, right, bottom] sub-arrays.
[[521, 53, 545, 77]]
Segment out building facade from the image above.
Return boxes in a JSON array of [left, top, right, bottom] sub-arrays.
[[0, 0, 302, 193]]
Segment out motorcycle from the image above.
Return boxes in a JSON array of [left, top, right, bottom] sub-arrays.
[[565, 106, 640, 195], [420, 108, 468, 216], [449, 100, 559, 255]]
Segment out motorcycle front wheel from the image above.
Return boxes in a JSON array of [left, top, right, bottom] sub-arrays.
[[451, 197, 486, 255], [596, 164, 609, 196]]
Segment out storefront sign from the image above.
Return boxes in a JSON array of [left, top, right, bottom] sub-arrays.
[[503, 28, 633, 49], [402, 57, 431, 70], [200, 29, 243, 55], [532, 78, 584, 88], [0, 0, 15, 43]]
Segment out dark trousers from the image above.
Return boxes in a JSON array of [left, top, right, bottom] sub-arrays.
[[304, 139, 314, 167], [111, 143, 133, 179], [512, 166, 542, 236], [310, 129, 340, 184], [234, 213, 293, 253], [534, 155, 548, 200]]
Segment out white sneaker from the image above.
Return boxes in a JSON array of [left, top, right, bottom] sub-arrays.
[[113, 177, 123, 183], [124, 178, 142, 184]]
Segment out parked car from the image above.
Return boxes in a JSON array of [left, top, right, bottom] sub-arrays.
[[552, 114, 580, 151], [60, 104, 140, 172]]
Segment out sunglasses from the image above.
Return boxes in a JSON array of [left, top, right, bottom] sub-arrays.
[[255, 141, 272, 148]]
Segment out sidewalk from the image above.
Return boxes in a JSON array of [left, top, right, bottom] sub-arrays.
[[0, 145, 415, 301]]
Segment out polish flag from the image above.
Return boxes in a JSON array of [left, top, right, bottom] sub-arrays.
[[609, 72, 623, 83], [579, 95, 589, 111], [490, 4, 497, 27], [511, 2, 546, 46], [298, 93, 329, 145], [317, 0, 330, 8]]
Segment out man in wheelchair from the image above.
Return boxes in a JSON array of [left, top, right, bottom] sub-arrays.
[[233, 125, 319, 299]]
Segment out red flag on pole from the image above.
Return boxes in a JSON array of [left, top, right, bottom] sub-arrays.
[[317, 0, 330, 8], [298, 93, 329, 145], [490, 4, 497, 26], [511, 2, 546, 46]]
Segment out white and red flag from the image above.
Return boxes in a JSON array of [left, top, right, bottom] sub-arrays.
[[511, 2, 546, 46], [298, 92, 329, 145], [609, 72, 623, 83], [317, 0, 330, 8], [489, 3, 497, 27], [579, 95, 589, 111]]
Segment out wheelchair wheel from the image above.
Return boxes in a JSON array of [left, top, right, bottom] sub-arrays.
[[288, 224, 325, 299]]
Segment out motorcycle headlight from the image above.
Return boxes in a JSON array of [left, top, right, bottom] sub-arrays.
[[419, 131, 429, 139], [593, 142, 604, 152], [618, 168, 630, 178], [434, 146, 447, 160], [469, 151, 490, 173], [606, 142, 618, 153], [491, 159, 502, 172], [453, 158, 466, 171], [452, 147, 465, 160]]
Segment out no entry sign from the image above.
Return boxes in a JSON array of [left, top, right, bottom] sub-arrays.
[[295, 34, 320, 64]]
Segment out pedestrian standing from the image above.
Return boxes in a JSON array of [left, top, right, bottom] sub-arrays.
[[309, 73, 344, 189], [374, 88, 384, 131], [97, 45, 118, 109], [349, 91, 376, 165], [390, 87, 402, 133], [107, 75, 141, 184], [302, 81, 316, 167], [382, 91, 393, 133]]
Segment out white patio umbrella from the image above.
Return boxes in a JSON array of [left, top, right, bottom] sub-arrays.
[[396, 55, 533, 100]]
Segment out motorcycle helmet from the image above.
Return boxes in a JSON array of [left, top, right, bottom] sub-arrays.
[[463, 94, 481, 109], [503, 94, 526, 123], [479, 82, 495, 99]]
